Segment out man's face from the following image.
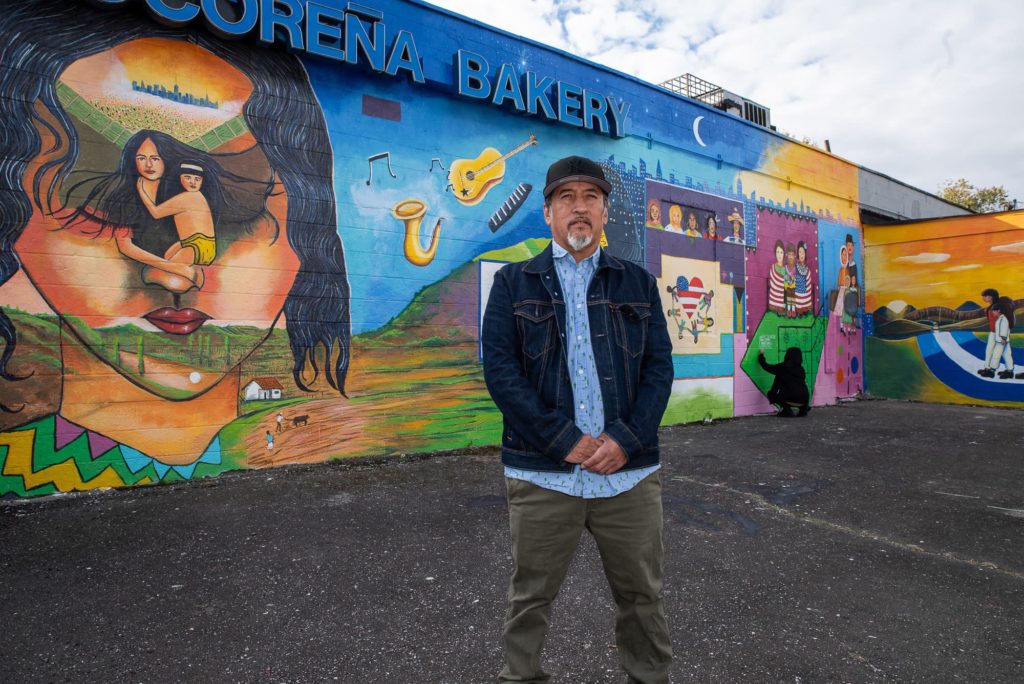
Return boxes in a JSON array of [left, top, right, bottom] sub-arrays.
[[544, 181, 608, 260]]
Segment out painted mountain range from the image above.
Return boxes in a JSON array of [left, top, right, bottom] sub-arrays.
[[872, 298, 1024, 339]]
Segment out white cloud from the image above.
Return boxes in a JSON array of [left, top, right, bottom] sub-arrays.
[[430, 0, 1024, 201], [895, 252, 950, 264], [942, 264, 981, 272], [991, 241, 1024, 254]]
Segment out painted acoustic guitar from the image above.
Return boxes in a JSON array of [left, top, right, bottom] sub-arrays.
[[448, 134, 538, 206]]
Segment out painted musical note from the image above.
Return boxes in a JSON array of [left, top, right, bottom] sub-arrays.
[[488, 183, 532, 233], [429, 157, 446, 172], [366, 152, 397, 185]]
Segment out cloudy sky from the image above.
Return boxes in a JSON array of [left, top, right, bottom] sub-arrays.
[[428, 0, 1024, 205]]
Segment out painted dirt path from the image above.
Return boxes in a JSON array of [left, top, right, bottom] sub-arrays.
[[241, 343, 498, 466]]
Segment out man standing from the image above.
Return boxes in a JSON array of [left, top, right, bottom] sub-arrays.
[[482, 156, 674, 683]]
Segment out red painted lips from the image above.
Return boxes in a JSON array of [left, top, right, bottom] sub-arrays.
[[143, 308, 211, 335]]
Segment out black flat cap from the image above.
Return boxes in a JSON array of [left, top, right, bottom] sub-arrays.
[[543, 156, 612, 198]]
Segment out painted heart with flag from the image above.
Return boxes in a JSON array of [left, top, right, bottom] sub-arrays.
[[674, 276, 705, 320]]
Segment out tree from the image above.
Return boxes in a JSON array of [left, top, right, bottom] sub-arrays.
[[938, 178, 1012, 213]]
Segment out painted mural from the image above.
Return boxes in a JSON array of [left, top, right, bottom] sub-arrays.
[[865, 212, 1024, 406], [0, 0, 869, 498]]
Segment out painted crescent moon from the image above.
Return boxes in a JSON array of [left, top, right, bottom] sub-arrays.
[[693, 116, 707, 147]]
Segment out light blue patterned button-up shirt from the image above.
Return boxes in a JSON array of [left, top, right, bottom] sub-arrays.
[[505, 243, 659, 498]]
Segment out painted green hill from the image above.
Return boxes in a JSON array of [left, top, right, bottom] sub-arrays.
[[361, 238, 552, 347]]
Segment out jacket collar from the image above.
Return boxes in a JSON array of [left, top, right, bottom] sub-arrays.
[[524, 241, 625, 274]]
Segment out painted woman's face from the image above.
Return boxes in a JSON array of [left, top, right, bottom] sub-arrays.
[[14, 38, 300, 400], [135, 138, 164, 180], [775, 245, 784, 264], [180, 173, 203, 192], [669, 205, 682, 226], [798, 245, 806, 263], [686, 213, 697, 229], [648, 202, 660, 223]]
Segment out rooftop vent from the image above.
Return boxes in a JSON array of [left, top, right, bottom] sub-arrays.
[[660, 73, 772, 129]]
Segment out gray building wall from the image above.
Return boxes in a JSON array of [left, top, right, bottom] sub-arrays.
[[858, 168, 970, 221]]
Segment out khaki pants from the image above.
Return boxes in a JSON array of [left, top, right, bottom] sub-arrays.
[[500, 472, 672, 683]]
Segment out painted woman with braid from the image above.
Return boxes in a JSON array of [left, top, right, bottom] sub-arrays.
[[0, 1, 352, 496]]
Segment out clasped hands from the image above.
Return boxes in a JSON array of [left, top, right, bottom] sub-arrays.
[[564, 434, 626, 475]]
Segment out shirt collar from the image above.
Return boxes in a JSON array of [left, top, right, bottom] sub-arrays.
[[552, 241, 601, 268]]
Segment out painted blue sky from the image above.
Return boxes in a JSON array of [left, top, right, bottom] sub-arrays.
[[428, 0, 1024, 204]]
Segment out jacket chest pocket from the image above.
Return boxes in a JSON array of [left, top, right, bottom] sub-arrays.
[[514, 301, 557, 360], [611, 303, 651, 358]]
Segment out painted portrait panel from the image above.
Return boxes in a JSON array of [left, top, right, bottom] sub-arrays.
[[0, 4, 350, 495]]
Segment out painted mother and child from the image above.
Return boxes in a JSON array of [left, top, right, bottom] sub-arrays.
[[65, 129, 229, 292]]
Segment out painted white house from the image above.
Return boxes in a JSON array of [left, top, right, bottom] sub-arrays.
[[243, 377, 284, 401]]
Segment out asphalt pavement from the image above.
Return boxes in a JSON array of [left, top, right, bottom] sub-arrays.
[[1, 400, 1022, 683]]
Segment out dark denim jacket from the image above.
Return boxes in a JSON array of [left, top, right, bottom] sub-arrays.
[[482, 244, 674, 472]]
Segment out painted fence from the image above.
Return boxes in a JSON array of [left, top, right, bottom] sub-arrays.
[[0, 0, 879, 497]]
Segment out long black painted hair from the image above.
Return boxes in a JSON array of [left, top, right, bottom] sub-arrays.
[[995, 297, 1016, 329], [0, 0, 351, 397], [59, 129, 270, 253], [982, 288, 1000, 314]]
